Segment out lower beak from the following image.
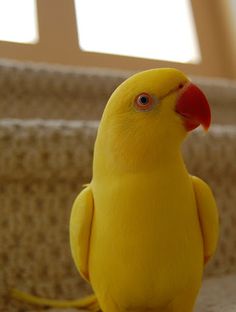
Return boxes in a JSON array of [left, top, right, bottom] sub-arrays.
[[175, 82, 211, 131]]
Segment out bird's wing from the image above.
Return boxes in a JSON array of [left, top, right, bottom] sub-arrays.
[[70, 185, 94, 282], [191, 176, 219, 264]]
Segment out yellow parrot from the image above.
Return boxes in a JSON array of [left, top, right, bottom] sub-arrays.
[[70, 68, 219, 312]]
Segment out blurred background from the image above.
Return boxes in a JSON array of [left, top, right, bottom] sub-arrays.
[[1, 2, 236, 311], [0, 0, 235, 78]]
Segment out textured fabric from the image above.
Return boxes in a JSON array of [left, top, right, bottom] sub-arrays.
[[195, 274, 236, 312], [0, 59, 235, 124], [0, 59, 127, 121], [1, 119, 236, 311]]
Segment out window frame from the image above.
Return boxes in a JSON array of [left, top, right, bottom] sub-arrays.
[[0, 0, 235, 79]]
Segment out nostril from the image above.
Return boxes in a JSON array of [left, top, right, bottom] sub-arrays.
[[178, 83, 184, 89]]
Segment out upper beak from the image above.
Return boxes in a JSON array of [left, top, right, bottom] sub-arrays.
[[175, 82, 211, 131]]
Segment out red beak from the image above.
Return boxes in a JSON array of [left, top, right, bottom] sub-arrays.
[[175, 83, 211, 131]]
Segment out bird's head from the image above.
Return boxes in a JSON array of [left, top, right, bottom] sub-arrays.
[[94, 68, 210, 173]]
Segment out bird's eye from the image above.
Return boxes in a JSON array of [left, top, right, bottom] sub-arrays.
[[134, 93, 154, 111]]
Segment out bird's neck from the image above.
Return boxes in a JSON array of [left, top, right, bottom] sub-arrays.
[[93, 142, 186, 180]]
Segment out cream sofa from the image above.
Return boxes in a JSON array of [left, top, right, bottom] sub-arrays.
[[0, 59, 235, 312]]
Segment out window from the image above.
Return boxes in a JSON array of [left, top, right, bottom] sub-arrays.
[[74, 0, 201, 64], [0, 0, 235, 78], [0, 0, 38, 44]]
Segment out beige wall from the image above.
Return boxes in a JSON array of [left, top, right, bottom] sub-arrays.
[[0, 0, 235, 79]]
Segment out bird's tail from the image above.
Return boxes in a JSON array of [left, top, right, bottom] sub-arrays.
[[11, 288, 100, 311]]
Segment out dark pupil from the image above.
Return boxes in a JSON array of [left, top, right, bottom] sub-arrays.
[[140, 96, 148, 104]]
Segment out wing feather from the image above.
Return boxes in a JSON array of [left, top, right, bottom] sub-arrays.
[[70, 185, 94, 281], [191, 176, 219, 264]]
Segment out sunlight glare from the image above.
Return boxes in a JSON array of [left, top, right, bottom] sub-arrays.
[[74, 0, 201, 63], [0, 0, 38, 44]]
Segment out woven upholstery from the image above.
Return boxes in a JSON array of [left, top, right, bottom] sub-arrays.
[[0, 59, 236, 311], [0, 59, 236, 124], [196, 274, 236, 312]]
